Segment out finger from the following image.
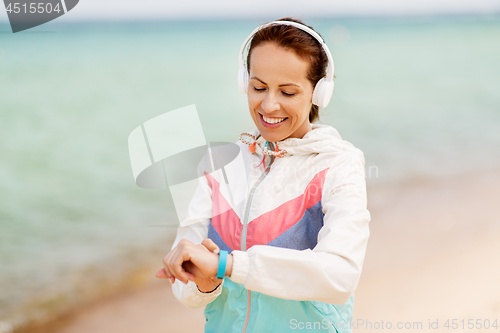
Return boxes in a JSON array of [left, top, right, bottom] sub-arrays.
[[169, 276, 175, 284], [167, 252, 194, 284], [182, 261, 198, 282], [202, 238, 219, 254], [167, 239, 194, 283], [185, 271, 195, 282], [162, 256, 176, 281], [156, 268, 168, 279], [170, 265, 191, 284]]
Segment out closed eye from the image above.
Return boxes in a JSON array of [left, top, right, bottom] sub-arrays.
[[253, 87, 295, 97]]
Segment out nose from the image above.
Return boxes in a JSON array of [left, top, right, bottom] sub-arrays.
[[261, 91, 280, 114]]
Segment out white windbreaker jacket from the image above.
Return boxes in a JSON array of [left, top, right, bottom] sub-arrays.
[[170, 123, 371, 333]]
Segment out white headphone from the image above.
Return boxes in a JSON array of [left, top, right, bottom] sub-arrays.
[[238, 20, 335, 109]]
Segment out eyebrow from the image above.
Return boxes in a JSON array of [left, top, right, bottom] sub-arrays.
[[250, 76, 300, 87]]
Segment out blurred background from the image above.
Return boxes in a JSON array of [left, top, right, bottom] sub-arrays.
[[1, 1, 500, 332]]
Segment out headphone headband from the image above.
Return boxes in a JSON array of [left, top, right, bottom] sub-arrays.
[[238, 20, 335, 108]]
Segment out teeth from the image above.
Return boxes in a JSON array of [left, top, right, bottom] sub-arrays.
[[262, 115, 286, 124]]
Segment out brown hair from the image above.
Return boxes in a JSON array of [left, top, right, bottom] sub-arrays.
[[246, 17, 329, 123]]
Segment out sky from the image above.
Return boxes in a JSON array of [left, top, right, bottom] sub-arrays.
[[1, 0, 500, 23]]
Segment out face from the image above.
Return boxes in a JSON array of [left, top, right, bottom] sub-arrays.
[[247, 42, 314, 142]]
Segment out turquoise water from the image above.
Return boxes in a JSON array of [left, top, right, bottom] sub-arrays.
[[1, 15, 500, 328]]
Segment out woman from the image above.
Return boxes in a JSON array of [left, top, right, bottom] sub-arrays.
[[156, 17, 370, 333]]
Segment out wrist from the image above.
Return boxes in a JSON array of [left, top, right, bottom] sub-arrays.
[[225, 253, 233, 277], [197, 281, 221, 293]]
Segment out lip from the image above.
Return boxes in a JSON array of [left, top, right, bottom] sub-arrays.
[[259, 113, 288, 128]]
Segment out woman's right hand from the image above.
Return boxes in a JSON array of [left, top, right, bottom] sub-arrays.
[[183, 238, 223, 292], [156, 238, 222, 293]]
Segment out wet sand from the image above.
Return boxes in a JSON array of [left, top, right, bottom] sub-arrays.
[[38, 169, 500, 333]]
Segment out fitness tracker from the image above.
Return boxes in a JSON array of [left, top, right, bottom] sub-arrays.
[[216, 250, 228, 279]]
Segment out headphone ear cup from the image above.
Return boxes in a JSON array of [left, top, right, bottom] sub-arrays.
[[244, 69, 249, 94], [238, 67, 249, 94], [312, 78, 334, 109]]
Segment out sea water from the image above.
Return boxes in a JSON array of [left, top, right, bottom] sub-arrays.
[[0, 15, 499, 328]]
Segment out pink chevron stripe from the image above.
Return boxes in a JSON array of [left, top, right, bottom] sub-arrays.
[[244, 168, 329, 249], [204, 172, 241, 250]]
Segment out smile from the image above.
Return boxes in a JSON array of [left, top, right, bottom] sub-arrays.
[[261, 114, 287, 124]]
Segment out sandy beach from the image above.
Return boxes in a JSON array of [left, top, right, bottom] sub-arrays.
[[355, 168, 500, 332], [26, 168, 500, 333]]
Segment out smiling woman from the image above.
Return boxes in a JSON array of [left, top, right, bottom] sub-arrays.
[[157, 17, 370, 333]]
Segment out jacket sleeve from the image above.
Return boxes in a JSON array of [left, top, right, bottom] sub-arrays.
[[228, 152, 371, 304], [170, 225, 225, 309], [170, 166, 225, 309]]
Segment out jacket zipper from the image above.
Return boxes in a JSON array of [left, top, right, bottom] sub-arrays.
[[241, 147, 275, 333]]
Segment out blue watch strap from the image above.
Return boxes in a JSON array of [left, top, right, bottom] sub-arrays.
[[216, 250, 228, 279]]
